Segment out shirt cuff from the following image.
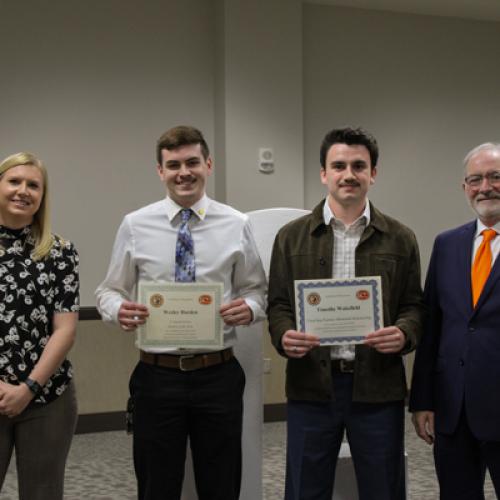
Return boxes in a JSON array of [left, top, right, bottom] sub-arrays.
[[99, 298, 123, 325], [243, 297, 265, 324]]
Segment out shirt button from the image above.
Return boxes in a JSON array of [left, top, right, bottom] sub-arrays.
[[459, 359, 465, 366], [468, 327, 475, 332], [319, 258, 326, 266], [320, 359, 327, 368]]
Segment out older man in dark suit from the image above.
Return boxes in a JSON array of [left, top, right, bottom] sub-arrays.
[[410, 142, 500, 499]]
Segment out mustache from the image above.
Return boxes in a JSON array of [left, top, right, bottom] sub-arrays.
[[476, 194, 500, 201], [339, 180, 360, 187]]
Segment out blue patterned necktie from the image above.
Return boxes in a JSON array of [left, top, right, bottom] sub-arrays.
[[175, 208, 195, 282]]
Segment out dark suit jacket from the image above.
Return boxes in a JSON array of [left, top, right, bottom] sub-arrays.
[[410, 220, 500, 441]]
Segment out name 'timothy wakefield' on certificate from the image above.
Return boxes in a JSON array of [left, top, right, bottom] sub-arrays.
[[294, 276, 383, 346], [137, 282, 224, 350]]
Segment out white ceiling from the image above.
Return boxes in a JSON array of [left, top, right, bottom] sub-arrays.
[[307, 0, 500, 22]]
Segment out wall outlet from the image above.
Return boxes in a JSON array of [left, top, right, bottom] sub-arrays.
[[263, 358, 272, 374]]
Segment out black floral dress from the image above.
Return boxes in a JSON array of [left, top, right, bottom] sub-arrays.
[[0, 225, 79, 405]]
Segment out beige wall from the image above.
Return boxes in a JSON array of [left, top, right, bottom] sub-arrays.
[[304, 4, 500, 270], [3, 1, 500, 413], [0, 0, 216, 306], [1, 0, 302, 411], [221, 0, 304, 212], [303, 4, 500, 381], [38, 0, 304, 413], [0, 0, 305, 302], [70, 321, 136, 414], [263, 328, 287, 405]]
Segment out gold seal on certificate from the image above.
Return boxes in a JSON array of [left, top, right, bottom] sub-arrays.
[[137, 281, 224, 349], [294, 276, 383, 345]]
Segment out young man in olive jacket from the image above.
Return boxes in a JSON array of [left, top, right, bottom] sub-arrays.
[[267, 127, 424, 500]]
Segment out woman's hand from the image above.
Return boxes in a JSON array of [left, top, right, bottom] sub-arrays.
[[0, 381, 33, 418], [0, 312, 79, 419]]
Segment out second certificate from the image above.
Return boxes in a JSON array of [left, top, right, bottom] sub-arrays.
[[137, 282, 224, 349], [295, 276, 383, 345]]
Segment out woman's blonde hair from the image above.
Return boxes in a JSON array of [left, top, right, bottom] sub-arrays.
[[0, 152, 54, 260]]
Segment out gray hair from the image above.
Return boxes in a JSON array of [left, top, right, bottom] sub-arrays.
[[463, 142, 500, 170]]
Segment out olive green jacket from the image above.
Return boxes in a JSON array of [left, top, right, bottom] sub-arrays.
[[267, 200, 424, 403]]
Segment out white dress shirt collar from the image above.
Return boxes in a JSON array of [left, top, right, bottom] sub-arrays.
[[474, 219, 500, 238], [165, 195, 209, 222], [472, 219, 500, 266]]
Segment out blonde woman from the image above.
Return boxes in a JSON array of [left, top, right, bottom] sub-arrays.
[[0, 153, 79, 499]]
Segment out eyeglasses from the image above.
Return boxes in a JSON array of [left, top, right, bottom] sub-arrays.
[[464, 171, 500, 188]]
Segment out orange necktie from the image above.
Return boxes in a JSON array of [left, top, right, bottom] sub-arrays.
[[471, 228, 497, 306]]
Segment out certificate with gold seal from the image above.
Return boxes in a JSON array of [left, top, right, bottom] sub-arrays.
[[137, 281, 224, 349], [294, 276, 383, 345]]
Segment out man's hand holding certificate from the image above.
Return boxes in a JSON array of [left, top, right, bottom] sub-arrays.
[[136, 282, 224, 349], [117, 283, 256, 350], [295, 276, 384, 346], [364, 325, 407, 353], [281, 330, 321, 358]]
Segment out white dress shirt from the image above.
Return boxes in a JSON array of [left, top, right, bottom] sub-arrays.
[[96, 195, 267, 352], [323, 199, 370, 361], [472, 219, 500, 266]]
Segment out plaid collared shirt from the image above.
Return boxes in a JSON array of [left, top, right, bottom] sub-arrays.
[[323, 199, 370, 360]]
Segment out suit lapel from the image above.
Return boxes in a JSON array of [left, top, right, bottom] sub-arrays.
[[458, 222, 476, 315]]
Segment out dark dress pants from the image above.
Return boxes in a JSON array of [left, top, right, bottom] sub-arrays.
[[285, 371, 405, 500], [0, 381, 78, 500], [434, 407, 500, 500], [130, 356, 245, 500]]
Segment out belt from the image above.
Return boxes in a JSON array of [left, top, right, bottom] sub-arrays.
[[331, 359, 355, 373], [140, 348, 234, 372]]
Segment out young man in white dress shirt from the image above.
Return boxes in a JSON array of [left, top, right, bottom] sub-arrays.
[[96, 126, 266, 500]]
